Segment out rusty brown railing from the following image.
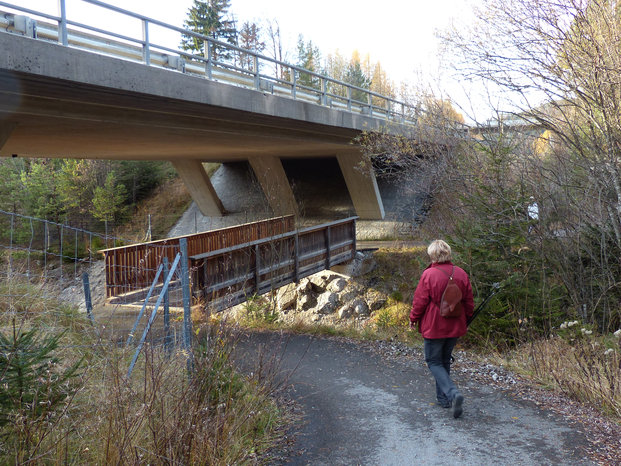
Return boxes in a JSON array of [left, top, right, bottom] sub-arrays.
[[190, 217, 357, 312], [100, 215, 295, 298]]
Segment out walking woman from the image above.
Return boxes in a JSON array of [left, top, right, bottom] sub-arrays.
[[410, 239, 474, 418]]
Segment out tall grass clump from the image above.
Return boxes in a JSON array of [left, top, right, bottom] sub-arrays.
[[0, 278, 286, 464], [499, 324, 621, 417]]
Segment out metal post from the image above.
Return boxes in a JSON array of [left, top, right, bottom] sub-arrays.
[[162, 256, 172, 354], [325, 226, 331, 270], [180, 239, 192, 349], [294, 233, 299, 282], [368, 93, 373, 116], [127, 253, 181, 379], [59, 224, 63, 282], [205, 40, 212, 79], [254, 244, 260, 294], [347, 87, 352, 111], [126, 263, 164, 346], [351, 218, 357, 260], [58, 0, 68, 46], [321, 78, 327, 105], [74, 229, 78, 278], [254, 55, 260, 90], [142, 19, 150, 65], [82, 272, 95, 325], [292, 70, 297, 99]]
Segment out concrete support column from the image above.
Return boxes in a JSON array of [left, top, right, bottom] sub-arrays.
[[0, 122, 16, 151], [248, 156, 298, 216], [336, 149, 385, 220], [172, 160, 225, 217]]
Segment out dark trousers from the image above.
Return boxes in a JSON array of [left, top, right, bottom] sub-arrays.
[[424, 337, 459, 404]]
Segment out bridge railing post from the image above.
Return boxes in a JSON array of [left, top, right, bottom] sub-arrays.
[[367, 93, 373, 116], [321, 78, 327, 106], [254, 55, 260, 90], [142, 19, 150, 65], [204, 40, 212, 79], [347, 87, 352, 111], [58, 0, 68, 46], [292, 70, 297, 99]]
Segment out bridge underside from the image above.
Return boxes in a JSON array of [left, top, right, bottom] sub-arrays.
[[0, 33, 390, 219]]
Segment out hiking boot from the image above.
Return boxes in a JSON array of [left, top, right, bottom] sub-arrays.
[[452, 393, 464, 418], [437, 400, 451, 408]]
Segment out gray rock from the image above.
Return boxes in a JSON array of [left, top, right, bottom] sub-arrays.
[[365, 290, 387, 311], [327, 277, 348, 293], [276, 283, 297, 310], [315, 291, 339, 314], [352, 297, 370, 316], [297, 293, 315, 312], [337, 304, 353, 319], [309, 273, 330, 291]]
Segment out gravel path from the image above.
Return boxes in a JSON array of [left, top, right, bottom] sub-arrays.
[[234, 331, 598, 465]]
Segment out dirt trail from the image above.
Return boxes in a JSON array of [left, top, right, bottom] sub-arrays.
[[234, 331, 595, 465]]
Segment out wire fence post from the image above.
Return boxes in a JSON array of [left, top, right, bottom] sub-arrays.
[[162, 256, 172, 355], [82, 272, 95, 325], [179, 238, 193, 372]]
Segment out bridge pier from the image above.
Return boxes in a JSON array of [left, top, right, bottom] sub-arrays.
[[172, 160, 226, 217], [0, 122, 16, 151], [249, 156, 298, 216], [337, 150, 385, 220]]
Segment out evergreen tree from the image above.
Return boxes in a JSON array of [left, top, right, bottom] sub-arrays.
[[0, 321, 82, 454], [296, 35, 322, 89], [19, 160, 65, 224], [180, 0, 237, 62], [91, 171, 127, 226], [345, 50, 371, 103], [0, 158, 25, 213]]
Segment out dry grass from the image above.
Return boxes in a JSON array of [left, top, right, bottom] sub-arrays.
[[0, 279, 286, 464], [500, 336, 621, 418], [119, 176, 192, 242]]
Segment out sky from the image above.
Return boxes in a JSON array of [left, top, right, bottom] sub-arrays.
[[13, 0, 485, 118]]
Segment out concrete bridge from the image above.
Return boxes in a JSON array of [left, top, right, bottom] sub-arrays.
[[0, 0, 418, 221]]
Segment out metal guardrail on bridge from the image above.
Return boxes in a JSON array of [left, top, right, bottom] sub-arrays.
[[191, 216, 357, 312], [0, 0, 419, 123]]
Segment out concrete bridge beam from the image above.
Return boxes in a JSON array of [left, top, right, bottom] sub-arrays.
[[172, 160, 226, 217], [249, 156, 298, 216], [337, 150, 385, 220]]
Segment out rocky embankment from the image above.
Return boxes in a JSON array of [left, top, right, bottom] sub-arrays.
[[222, 251, 387, 326]]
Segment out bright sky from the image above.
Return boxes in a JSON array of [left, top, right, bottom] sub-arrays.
[[14, 0, 484, 117]]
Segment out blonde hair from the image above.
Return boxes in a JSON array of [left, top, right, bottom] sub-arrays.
[[427, 239, 452, 263]]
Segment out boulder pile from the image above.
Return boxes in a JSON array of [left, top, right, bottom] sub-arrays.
[[222, 251, 387, 326]]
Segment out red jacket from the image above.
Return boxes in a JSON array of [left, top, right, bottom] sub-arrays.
[[410, 261, 474, 339]]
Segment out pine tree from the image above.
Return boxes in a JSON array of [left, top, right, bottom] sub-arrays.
[[296, 35, 322, 89], [91, 171, 127, 226], [345, 50, 371, 103], [0, 321, 82, 454], [180, 0, 237, 62]]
